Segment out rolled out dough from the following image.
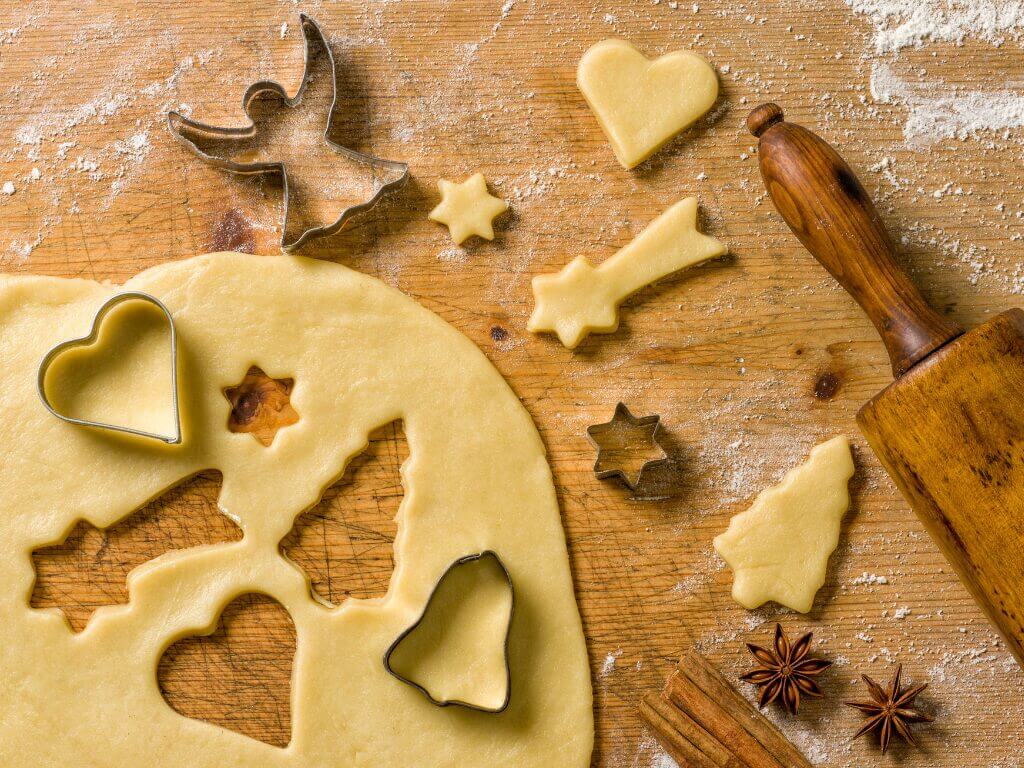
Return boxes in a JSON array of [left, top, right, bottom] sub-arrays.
[[0, 253, 592, 767]]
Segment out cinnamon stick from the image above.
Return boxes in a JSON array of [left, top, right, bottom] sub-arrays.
[[638, 651, 814, 768], [679, 651, 813, 768], [663, 669, 784, 768], [638, 693, 734, 768]]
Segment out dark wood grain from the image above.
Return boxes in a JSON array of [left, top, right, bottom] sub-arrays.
[[749, 104, 964, 378]]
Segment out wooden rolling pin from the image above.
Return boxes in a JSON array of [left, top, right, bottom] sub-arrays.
[[748, 103, 1024, 668]]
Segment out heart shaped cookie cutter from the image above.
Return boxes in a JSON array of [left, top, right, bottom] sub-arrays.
[[383, 550, 515, 713], [36, 291, 182, 445]]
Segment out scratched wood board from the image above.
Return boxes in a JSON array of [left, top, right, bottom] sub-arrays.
[[2, 0, 1024, 765]]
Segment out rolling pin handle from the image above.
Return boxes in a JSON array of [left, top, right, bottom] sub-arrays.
[[749, 103, 964, 378], [746, 103, 784, 137]]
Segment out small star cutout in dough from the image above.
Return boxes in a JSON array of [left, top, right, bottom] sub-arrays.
[[428, 173, 508, 245], [223, 365, 300, 447], [587, 403, 670, 491]]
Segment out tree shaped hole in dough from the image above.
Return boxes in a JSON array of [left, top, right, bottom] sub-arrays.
[[0, 253, 592, 767], [713, 436, 855, 614], [280, 419, 406, 606]]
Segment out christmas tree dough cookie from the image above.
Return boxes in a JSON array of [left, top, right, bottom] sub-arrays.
[[0, 253, 592, 767], [577, 39, 718, 169], [714, 436, 854, 613]]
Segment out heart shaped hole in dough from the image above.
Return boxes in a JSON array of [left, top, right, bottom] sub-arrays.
[[158, 593, 296, 748]]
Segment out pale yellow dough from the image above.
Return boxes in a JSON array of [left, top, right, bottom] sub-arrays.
[[0, 253, 592, 767], [528, 197, 726, 349], [577, 39, 718, 169], [428, 173, 508, 245], [713, 436, 855, 614]]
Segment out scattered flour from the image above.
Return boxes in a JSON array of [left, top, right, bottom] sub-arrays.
[[600, 649, 623, 677], [852, 572, 889, 585], [1, 181, 14, 195], [846, 0, 1024, 53], [871, 62, 1024, 143]]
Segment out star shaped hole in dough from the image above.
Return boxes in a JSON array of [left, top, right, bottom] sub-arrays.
[[223, 365, 300, 446], [428, 173, 509, 245]]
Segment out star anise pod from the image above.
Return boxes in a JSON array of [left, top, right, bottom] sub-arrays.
[[845, 664, 933, 753], [740, 623, 832, 715]]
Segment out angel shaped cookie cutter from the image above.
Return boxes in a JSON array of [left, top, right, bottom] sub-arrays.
[[167, 14, 409, 252]]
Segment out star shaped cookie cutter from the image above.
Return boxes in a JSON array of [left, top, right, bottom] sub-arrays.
[[587, 402, 671, 493], [36, 291, 182, 445], [167, 14, 409, 252]]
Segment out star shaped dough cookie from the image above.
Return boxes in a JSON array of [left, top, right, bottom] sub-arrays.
[[429, 173, 508, 245]]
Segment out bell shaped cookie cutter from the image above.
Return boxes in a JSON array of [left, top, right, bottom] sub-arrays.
[[36, 291, 182, 445], [166, 14, 409, 252], [384, 550, 515, 713]]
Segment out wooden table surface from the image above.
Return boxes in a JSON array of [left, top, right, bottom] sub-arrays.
[[3, 1, 1024, 765]]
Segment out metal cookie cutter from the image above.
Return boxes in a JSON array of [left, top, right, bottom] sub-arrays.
[[587, 402, 670, 493], [384, 550, 514, 714], [166, 13, 409, 252], [37, 291, 182, 445]]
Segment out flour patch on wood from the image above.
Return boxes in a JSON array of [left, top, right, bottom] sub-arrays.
[[871, 62, 1024, 143], [846, 0, 1024, 52]]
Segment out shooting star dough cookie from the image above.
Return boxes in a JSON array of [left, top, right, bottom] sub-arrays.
[[714, 436, 855, 613], [528, 197, 725, 349], [577, 39, 718, 169], [0, 253, 592, 767], [429, 173, 508, 245]]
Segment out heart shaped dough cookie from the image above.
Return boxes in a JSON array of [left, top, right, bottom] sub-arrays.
[[577, 39, 718, 169]]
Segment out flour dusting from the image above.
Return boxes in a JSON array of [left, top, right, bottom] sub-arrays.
[[846, 0, 1024, 52], [871, 62, 1024, 142]]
